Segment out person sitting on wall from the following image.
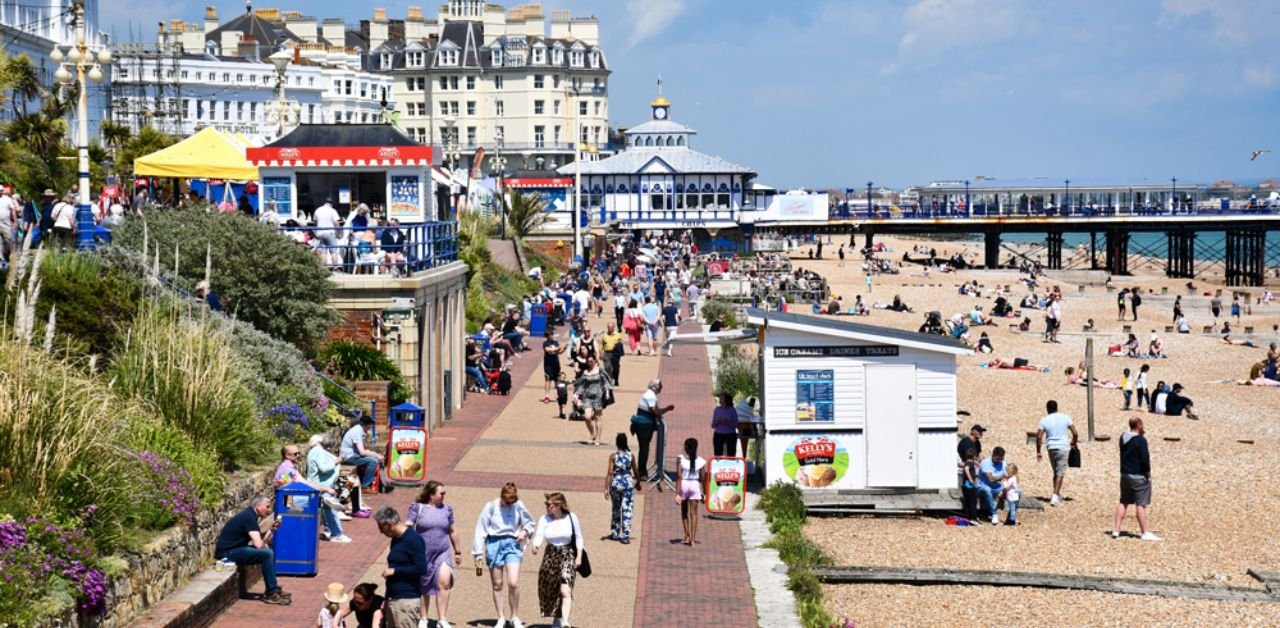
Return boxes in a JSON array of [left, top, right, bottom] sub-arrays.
[[214, 496, 291, 605]]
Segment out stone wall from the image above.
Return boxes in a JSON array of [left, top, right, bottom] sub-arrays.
[[43, 468, 274, 628], [524, 239, 572, 266]]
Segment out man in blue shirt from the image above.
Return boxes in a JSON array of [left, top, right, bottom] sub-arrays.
[[642, 296, 661, 356], [375, 505, 427, 627], [977, 447, 1007, 524], [1036, 399, 1079, 507], [660, 299, 681, 357]]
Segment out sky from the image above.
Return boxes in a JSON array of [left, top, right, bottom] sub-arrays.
[[99, 0, 1280, 190]]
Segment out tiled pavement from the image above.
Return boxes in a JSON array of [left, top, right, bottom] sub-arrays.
[[212, 319, 759, 627]]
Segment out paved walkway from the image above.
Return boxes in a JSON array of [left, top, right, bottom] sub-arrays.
[[213, 318, 758, 627]]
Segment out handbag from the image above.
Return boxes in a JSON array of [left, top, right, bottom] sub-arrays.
[[569, 514, 592, 578], [1067, 446, 1082, 468], [603, 387, 615, 408], [622, 313, 637, 332]]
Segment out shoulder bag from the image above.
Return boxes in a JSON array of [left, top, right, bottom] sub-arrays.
[[569, 513, 592, 578]]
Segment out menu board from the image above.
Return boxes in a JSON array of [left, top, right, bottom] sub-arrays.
[[389, 174, 421, 220], [262, 177, 292, 217], [795, 369, 834, 422]]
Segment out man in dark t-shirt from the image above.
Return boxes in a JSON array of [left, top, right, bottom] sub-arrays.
[[215, 496, 290, 604], [542, 333, 564, 403], [375, 506, 426, 627], [956, 424, 986, 462], [661, 301, 680, 357]]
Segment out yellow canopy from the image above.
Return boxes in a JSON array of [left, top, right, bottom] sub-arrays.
[[133, 127, 259, 180]]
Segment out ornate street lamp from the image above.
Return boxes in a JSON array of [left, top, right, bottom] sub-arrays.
[[51, 0, 111, 250], [490, 129, 508, 239], [866, 181, 873, 217], [1171, 177, 1178, 214], [265, 49, 300, 138]]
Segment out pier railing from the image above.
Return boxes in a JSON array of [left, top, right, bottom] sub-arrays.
[[830, 204, 1280, 220], [276, 221, 459, 275]]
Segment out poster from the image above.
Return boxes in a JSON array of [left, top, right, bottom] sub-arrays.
[[338, 187, 351, 204], [782, 435, 849, 488], [389, 174, 421, 220], [262, 177, 292, 217], [705, 457, 746, 515], [385, 426, 426, 484], [795, 369, 834, 422]]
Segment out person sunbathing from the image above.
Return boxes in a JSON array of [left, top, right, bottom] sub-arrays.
[[1065, 364, 1120, 388], [1222, 335, 1256, 348], [985, 357, 1048, 370]]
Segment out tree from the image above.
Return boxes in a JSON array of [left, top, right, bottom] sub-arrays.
[[505, 189, 550, 238], [117, 126, 176, 176], [99, 119, 133, 154], [2, 53, 44, 118], [111, 208, 340, 347]]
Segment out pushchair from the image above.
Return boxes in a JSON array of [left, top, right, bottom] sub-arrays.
[[919, 311, 945, 335]]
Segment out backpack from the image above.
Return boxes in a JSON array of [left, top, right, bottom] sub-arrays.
[[497, 370, 513, 395]]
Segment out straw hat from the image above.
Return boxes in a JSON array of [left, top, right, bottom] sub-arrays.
[[323, 582, 350, 604]]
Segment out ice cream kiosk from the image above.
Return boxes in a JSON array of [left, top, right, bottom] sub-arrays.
[[745, 309, 972, 508]]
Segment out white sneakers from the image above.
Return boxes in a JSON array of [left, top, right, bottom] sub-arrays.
[[438, 620, 452, 628], [510, 618, 524, 628], [494, 617, 505, 628], [1140, 532, 1162, 542], [1050, 494, 1062, 507], [337, 512, 353, 521], [1111, 530, 1120, 539], [418, 619, 429, 628], [990, 514, 999, 525], [330, 535, 353, 543], [319, 531, 331, 541]]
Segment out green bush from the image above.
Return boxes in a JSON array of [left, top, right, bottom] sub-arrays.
[[110, 208, 340, 347], [121, 420, 224, 508], [715, 344, 760, 403], [758, 480, 837, 628], [110, 304, 272, 467], [34, 251, 143, 360], [318, 340, 412, 405], [700, 299, 738, 327]]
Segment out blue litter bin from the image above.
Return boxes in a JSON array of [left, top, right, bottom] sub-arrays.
[[389, 402, 425, 428], [529, 304, 548, 337], [272, 482, 321, 576]]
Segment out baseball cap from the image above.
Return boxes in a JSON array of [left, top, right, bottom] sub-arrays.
[[970, 424, 987, 433]]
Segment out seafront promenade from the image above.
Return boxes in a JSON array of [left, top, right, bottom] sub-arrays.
[[210, 317, 759, 627]]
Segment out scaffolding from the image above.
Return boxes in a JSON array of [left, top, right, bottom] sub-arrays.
[[107, 36, 184, 135]]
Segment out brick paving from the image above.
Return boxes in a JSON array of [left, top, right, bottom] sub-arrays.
[[213, 320, 760, 627], [632, 319, 760, 626]]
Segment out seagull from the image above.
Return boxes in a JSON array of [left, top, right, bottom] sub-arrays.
[[1251, 149, 1271, 161]]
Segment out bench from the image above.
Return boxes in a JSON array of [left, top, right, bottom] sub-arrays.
[[1164, 326, 1174, 333], [1203, 325, 1214, 334], [1122, 325, 1132, 333]]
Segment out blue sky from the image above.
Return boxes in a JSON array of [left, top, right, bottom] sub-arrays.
[[100, 0, 1280, 189]]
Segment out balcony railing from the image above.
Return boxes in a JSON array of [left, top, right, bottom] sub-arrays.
[[828, 203, 1280, 220], [276, 221, 459, 275]]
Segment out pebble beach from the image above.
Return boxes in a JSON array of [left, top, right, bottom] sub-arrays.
[[782, 234, 1280, 625]]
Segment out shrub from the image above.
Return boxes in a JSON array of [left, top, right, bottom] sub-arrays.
[[318, 340, 412, 405], [110, 208, 340, 347], [0, 517, 109, 623], [214, 314, 325, 410], [110, 304, 272, 467], [700, 299, 738, 327], [127, 451, 202, 529], [263, 403, 311, 442], [120, 420, 223, 509], [34, 251, 143, 360], [758, 480, 836, 628], [715, 344, 760, 403]]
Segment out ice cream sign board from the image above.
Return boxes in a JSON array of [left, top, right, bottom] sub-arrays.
[[386, 427, 427, 483], [705, 457, 747, 515], [783, 436, 849, 488]]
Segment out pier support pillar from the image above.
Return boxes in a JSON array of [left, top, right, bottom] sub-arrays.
[[1046, 232, 1064, 270], [863, 230, 874, 251], [1090, 232, 1098, 270], [1165, 230, 1196, 279], [984, 231, 1001, 269], [1225, 229, 1266, 287], [1105, 230, 1129, 275]]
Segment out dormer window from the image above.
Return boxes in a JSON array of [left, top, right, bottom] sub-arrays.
[[492, 49, 502, 65], [552, 49, 563, 65], [381, 54, 392, 69], [532, 47, 545, 64], [590, 52, 599, 68], [439, 49, 459, 66], [569, 51, 583, 67]]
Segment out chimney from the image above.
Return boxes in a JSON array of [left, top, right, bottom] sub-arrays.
[[405, 6, 428, 41], [237, 35, 261, 61], [284, 13, 319, 42], [221, 31, 243, 56], [322, 18, 345, 45], [369, 8, 389, 50], [550, 9, 570, 40], [570, 16, 599, 47], [204, 6, 219, 33]]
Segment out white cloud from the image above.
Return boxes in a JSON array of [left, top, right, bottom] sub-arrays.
[[625, 0, 687, 48], [1243, 65, 1276, 89], [1159, 0, 1277, 45], [898, 0, 1031, 56]]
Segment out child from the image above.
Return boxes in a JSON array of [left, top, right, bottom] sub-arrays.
[[1135, 364, 1150, 409], [1121, 368, 1133, 410], [1000, 464, 1021, 525], [977, 332, 993, 354], [960, 447, 980, 523], [676, 437, 707, 546], [317, 582, 349, 628], [555, 372, 570, 419]]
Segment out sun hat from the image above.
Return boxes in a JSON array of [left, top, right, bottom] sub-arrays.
[[323, 582, 350, 604], [41, 189, 55, 197]]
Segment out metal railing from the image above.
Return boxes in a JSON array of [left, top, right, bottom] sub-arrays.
[[276, 221, 459, 275], [829, 204, 1280, 220]]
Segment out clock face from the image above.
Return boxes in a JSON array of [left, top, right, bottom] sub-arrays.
[[654, 107, 668, 120]]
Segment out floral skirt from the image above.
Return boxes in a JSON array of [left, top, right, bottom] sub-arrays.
[[537, 542, 576, 618]]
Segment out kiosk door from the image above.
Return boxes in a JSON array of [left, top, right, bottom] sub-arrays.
[[865, 365, 918, 487]]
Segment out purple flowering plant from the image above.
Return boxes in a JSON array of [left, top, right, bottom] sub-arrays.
[[263, 403, 310, 441], [131, 450, 202, 528], [0, 517, 109, 621]]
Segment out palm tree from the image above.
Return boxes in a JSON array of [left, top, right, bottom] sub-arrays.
[[99, 120, 133, 153], [5, 112, 67, 161], [505, 189, 550, 239], [4, 54, 45, 118]]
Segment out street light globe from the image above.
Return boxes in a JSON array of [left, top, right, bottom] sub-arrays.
[[88, 67, 104, 83], [96, 49, 112, 64], [66, 47, 81, 62], [49, 47, 64, 63], [54, 66, 73, 84]]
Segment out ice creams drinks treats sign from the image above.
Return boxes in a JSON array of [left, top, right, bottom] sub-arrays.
[[795, 369, 834, 421], [387, 428, 426, 482], [705, 457, 746, 515], [783, 436, 849, 488]]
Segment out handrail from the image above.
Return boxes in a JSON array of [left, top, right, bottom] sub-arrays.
[[315, 370, 363, 418], [276, 221, 459, 275]]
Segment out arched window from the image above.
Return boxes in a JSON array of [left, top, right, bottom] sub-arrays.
[[677, 136, 686, 146], [665, 136, 675, 146]]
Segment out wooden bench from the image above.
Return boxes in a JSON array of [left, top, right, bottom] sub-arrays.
[[1202, 325, 1214, 334], [1122, 325, 1133, 333]]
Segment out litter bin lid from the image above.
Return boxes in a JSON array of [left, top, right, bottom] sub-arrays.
[[275, 481, 320, 495]]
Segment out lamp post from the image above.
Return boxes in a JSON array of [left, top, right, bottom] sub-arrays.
[[1064, 179, 1070, 214], [265, 49, 300, 138], [50, 0, 110, 250], [567, 85, 583, 264], [866, 181, 873, 217], [442, 115, 460, 216], [964, 180, 970, 218], [490, 129, 508, 239], [1171, 177, 1177, 214]]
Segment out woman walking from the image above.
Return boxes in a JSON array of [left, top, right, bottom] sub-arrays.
[[676, 438, 707, 546], [472, 483, 536, 628], [406, 481, 461, 628], [605, 433, 638, 544], [530, 493, 585, 628], [623, 298, 646, 354], [573, 356, 612, 446], [710, 393, 739, 457]]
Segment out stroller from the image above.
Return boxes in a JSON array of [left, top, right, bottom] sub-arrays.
[[919, 311, 946, 335]]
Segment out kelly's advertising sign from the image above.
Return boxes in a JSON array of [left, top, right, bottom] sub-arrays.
[[705, 457, 746, 515], [783, 435, 849, 489], [386, 427, 427, 485]]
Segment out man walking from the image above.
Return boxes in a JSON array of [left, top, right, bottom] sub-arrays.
[[1113, 418, 1160, 541], [541, 330, 564, 403], [1036, 400, 1078, 506], [660, 299, 681, 357], [374, 505, 428, 627]]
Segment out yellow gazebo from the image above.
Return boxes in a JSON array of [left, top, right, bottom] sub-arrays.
[[133, 127, 259, 180]]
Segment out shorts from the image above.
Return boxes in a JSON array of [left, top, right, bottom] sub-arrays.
[[544, 367, 561, 382], [1119, 474, 1151, 506], [316, 231, 338, 247], [1013, 358, 1029, 368], [1048, 448, 1069, 477], [679, 479, 703, 501], [484, 535, 523, 568], [645, 323, 660, 339]]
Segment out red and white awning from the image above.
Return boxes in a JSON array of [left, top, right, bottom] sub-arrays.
[[506, 177, 573, 189], [247, 145, 434, 168]]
